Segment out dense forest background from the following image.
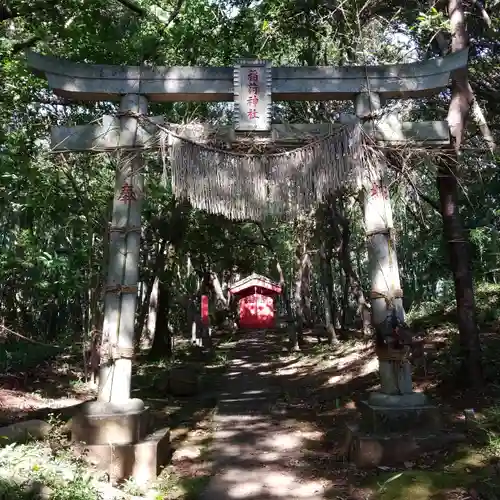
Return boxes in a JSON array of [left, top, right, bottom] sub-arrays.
[[0, 0, 499, 381]]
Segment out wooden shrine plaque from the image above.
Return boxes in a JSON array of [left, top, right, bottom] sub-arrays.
[[233, 59, 272, 132]]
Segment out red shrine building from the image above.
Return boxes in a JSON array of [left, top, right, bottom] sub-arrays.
[[228, 273, 282, 330]]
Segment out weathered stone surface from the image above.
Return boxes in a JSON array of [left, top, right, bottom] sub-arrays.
[[51, 115, 164, 152], [0, 420, 52, 445], [345, 423, 465, 468], [71, 399, 148, 445], [50, 118, 451, 153], [359, 400, 442, 434], [73, 427, 171, 486], [367, 391, 429, 407], [27, 49, 468, 102]]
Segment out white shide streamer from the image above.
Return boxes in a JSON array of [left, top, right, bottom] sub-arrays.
[[160, 123, 380, 221]]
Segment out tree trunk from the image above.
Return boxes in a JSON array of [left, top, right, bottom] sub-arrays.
[[302, 253, 313, 327], [320, 244, 338, 345], [148, 278, 173, 359], [254, 221, 293, 325], [434, 0, 482, 386], [135, 240, 167, 345], [332, 199, 369, 334], [210, 271, 228, 308], [276, 260, 293, 324], [291, 249, 307, 350], [437, 162, 482, 384], [145, 276, 160, 345]]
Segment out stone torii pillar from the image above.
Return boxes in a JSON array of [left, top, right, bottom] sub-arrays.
[[354, 92, 424, 405], [50, 91, 170, 485], [98, 94, 146, 404]]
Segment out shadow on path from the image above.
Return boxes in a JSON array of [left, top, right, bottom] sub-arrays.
[[200, 331, 367, 500]]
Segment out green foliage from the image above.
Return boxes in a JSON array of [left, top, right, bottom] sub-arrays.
[[0, 442, 101, 500], [0, 0, 499, 374], [0, 340, 59, 373]]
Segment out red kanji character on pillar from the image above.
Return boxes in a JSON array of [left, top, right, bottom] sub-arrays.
[[370, 183, 389, 199], [118, 182, 137, 202]]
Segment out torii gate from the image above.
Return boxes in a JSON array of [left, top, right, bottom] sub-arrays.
[[26, 50, 468, 477]]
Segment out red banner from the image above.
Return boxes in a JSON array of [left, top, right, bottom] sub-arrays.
[[201, 295, 209, 326]]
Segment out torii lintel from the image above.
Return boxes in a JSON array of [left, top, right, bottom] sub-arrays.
[[26, 50, 468, 103]]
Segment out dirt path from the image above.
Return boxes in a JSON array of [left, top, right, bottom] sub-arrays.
[[200, 331, 348, 500]]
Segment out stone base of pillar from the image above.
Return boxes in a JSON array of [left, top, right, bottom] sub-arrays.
[[343, 392, 465, 467], [362, 393, 440, 433], [71, 399, 148, 445], [71, 399, 171, 485], [367, 391, 428, 407], [343, 423, 465, 468], [73, 427, 171, 485]]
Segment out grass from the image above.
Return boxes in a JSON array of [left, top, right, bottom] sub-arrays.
[[0, 441, 103, 500], [361, 429, 497, 499], [361, 281, 500, 500]]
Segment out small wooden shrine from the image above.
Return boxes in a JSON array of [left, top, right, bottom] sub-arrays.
[[229, 273, 282, 330]]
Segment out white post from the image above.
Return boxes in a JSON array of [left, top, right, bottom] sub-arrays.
[[355, 92, 415, 400], [98, 94, 147, 403]]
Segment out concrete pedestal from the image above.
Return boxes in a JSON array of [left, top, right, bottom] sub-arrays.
[[71, 399, 147, 445], [345, 423, 465, 468], [360, 397, 441, 434], [344, 392, 464, 467], [71, 399, 171, 485]]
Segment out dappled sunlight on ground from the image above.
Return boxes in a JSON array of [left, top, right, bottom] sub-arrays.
[[201, 332, 352, 499], [275, 338, 378, 393]]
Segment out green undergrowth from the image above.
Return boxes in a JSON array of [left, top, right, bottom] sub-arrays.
[[133, 339, 231, 395], [363, 446, 493, 500], [361, 403, 500, 500], [407, 281, 500, 330], [361, 282, 500, 499], [0, 441, 103, 500], [0, 340, 65, 374]]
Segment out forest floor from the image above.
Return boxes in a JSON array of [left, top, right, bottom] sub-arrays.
[[195, 326, 500, 500], [0, 307, 500, 499]]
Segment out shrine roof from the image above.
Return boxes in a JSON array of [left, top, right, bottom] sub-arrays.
[[229, 273, 282, 295]]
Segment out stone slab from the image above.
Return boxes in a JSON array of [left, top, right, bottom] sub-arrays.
[[27, 49, 468, 102], [367, 391, 429, 407], [344, 423, 465, 468], [50, 118, 450, 152], [51, 115, 164, 151], [359, 400, 441, 433], [0, 420, 52, 445], [71, 399, 148, 445], [73, 427, 171, 486]]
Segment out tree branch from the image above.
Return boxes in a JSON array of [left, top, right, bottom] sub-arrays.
[[12, 36, 41, 54], [114, 0, 185, 26], [164, 0, 184, 26], [471, 0, 492, 27], [434, 21, 496, 152], [115, 0, 146, 15]]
